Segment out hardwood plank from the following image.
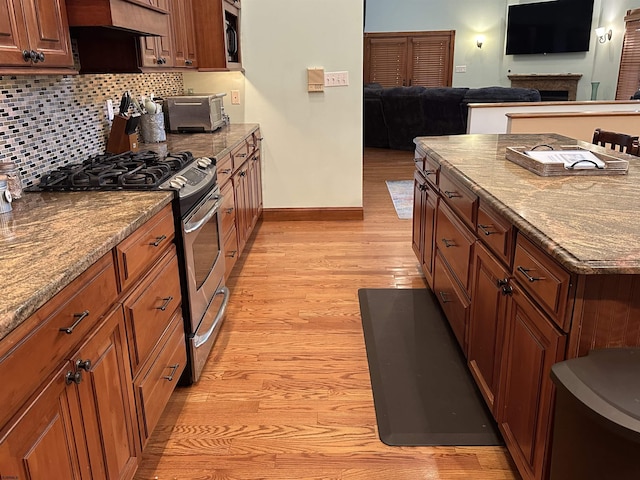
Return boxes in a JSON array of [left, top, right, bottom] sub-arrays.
[[134, 148, 518, 480]]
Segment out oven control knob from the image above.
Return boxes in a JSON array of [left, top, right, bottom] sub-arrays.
[[197, 157, 212, 168], [169, 179, 184, 189]]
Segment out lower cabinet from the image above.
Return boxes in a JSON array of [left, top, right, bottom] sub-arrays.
[[412, 170, 437, 288], [0, 205, 184, 480], [497, 282, 566, 480], [0, 306, 137, 480], [219, 128, 263, 280], [468, 242, 509, 414]]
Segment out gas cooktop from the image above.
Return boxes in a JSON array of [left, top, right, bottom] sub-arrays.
[[34, 150, 195, 191]]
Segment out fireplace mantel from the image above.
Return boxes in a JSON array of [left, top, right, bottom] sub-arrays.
[[508, 73, 582, 101]]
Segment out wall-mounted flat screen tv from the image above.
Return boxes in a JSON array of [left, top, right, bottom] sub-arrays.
[[506, 0, 594, 55]]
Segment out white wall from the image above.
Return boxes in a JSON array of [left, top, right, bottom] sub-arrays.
[[185, 0, 364, 210], [365, 0, 639, 100]]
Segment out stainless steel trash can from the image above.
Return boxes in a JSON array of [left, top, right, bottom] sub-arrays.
[[549, 348, 640, 480]]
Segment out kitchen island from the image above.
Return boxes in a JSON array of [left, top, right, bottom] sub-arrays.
[[412, 132, 640, 480]]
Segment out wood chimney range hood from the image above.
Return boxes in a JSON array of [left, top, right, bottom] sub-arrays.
[[65, 0, 169, 36]]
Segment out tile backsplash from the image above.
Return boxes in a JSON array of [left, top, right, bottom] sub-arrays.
[[0, 73, 183, 187]]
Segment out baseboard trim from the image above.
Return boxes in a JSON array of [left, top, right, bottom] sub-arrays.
[[262, 207, 364, 221]]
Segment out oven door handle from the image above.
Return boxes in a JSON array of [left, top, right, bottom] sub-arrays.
[[184, 194, 224, 234], [193, 286, 230, 348]]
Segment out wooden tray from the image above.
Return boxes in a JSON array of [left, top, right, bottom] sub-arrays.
[[505, 145, 629, 176]]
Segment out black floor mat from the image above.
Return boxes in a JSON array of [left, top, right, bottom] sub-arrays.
[[358, 288, 503, 446]]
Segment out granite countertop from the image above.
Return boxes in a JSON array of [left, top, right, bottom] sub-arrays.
[[0, 124, 261, 343], [414, 133, 640, 275], [144, 123, 260, 159], [0, 191, 174, 342]]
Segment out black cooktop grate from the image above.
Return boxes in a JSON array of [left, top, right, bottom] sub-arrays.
[[36, 151, 194, 191]]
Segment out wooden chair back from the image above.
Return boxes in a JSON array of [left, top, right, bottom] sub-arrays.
[[592, 128, 639, 153]]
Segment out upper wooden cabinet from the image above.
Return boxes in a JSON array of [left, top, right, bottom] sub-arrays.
[[364, 31, 455, 87], [192, 0, 242, 71], [0, 0, 74, 72], [171, 0, 197, 68], [65, 0, 170, 36]]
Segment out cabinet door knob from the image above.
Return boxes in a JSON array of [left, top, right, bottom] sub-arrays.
[[65, 370, 82, 385], [22, 50, 31, 62], [76, 359, 92, 371], [185, 59, 193, 65]]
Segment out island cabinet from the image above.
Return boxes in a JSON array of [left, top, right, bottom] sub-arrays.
[[218, 128, 263, 280], [0, 203, 184, 480], [411, 142, 576, 480], [0, 0, 74, 72]]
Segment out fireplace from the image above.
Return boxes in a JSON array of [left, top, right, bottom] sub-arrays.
[[508, 74, 582, 101]]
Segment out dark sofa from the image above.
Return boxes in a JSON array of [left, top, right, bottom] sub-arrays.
[[364, 84, 542, 150]]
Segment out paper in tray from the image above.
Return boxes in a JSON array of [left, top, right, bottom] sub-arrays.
[[505, 145, 629, 176]]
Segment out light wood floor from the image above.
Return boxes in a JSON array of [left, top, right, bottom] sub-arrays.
[[134, 148, 520, 479]]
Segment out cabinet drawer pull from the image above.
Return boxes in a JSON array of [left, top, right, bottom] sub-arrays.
[[221, 168, 232, 174], [163, 363, 180, 381], [444, 190, 461, 199], [225, 207, 234, 214], [59, 310, 90, 334], [441, 238, 456, 248], [149, 235, 167, 247], [65, 370, 82, 385], [235, 153, 247, 158], [157, 296, 174, 311], [226, 250, 237, 258], [425, 169, 436, 176], [517, 266, 543, 283], [478, 224, 496, 236], [438, 291, 451, 304], [239, 171, 247, 177]]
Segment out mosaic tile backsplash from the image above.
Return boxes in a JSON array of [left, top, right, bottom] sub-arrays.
[[0, 73, 183, 187]]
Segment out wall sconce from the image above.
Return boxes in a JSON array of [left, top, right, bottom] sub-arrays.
[[595, 27, 612, 43], [476, 35, 485, 49]]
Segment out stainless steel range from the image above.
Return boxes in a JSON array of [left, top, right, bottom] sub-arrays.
[[34, 149, 229, 384]]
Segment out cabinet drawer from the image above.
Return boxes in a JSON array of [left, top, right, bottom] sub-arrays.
[[0, 253, 117, 429], [216, 153, 233, 187], [424, 154, 440, 188], [414, 151, 425, 172], [439, 170, 477, 228], [434, 252, 470, 352], [477, 203, 514, 268], [220, 180, 236, 237], [230, 140, 250, 170], [123, 247, 182, 375], [116, 204, 175, 291], [513, 234, 572, 331], [437, 201, 475, 294], [135, 312, 186, 446], [248, 129, 261, 153], [223, 224, 239, 281]]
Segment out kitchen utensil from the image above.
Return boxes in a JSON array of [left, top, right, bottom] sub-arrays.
[[118, 91, 128, 115], [144, 97, 157, 114]]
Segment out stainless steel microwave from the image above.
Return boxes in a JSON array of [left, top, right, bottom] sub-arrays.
[[166, 93, 226, 133]]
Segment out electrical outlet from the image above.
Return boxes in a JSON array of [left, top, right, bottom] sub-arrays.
[[231, 90, 240, 105], [106, 99, 114, 121]]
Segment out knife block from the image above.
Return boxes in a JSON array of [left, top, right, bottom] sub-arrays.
[[107, 115, 139, 154]]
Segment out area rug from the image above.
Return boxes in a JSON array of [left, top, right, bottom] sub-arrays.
[[385, 180, 413, 219], [358, 288, 503, 446]]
